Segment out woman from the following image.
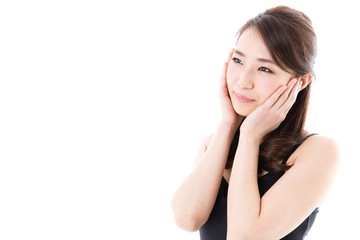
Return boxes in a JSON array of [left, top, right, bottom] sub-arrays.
[[171, 6, 339, 240]]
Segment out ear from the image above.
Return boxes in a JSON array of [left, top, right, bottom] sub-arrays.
[[298, 74, 312, 91]]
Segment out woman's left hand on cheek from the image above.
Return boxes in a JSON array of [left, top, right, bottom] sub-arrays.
[[240, 78, 301, 143]]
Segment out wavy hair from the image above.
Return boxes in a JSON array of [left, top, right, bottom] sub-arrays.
[[226, 6, 317, 173]]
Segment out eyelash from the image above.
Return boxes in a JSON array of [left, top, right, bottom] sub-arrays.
[[232, 57, 243, 64], [232, 57, 273, 73], [259, 67, 273, 73]]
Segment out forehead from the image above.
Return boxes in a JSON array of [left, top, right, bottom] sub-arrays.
[[235, 28, 272, 59]]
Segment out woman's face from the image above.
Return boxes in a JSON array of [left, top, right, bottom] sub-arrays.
[[227, 27, 296, 116]]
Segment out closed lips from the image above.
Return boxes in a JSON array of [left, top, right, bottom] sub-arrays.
[[234, 93, 255, 102]]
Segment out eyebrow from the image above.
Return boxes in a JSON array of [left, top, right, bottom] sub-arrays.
[[234, 49, 276, 65]]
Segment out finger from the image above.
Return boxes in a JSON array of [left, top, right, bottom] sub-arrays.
[[224, 49, 235, 79], [221, 50, 233, 78], [219, 62, 229, 96], [221, 61, 229, 82], [263, 84, 288, 109], [221, 49, 234, 88], [272, 78, 298, 109], [279, 79, 301, 113], [226, 48, 235, 63], [220, 49, 235, 95]]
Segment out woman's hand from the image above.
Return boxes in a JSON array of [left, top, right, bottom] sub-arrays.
[[240, 78, 302, 144], [219, 49, 244, 129]]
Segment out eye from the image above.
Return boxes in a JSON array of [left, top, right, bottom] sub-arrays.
[[232, 57, 243, 65], [258, 67, 273, 73]]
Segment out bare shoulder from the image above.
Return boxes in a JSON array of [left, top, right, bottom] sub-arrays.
[[299, 134, 340, 158], [282, 134, 341, 206], [193, 132, 215, 165], [292, 134, 340, 171]]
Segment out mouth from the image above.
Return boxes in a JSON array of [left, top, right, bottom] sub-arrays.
[[234, 93, 255, 103]]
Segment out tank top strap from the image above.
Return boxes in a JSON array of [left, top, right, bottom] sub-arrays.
[[281, 133, 318, 165]]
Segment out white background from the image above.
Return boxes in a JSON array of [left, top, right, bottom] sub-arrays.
[[0, 0, 359, 239]]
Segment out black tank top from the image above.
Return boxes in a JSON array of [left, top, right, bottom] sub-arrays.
[[199, 134, 319, 240]]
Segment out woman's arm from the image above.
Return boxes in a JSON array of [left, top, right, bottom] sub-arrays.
[[171, 49, 244, 231], [226, 79, 340, 239], [171, 123, 237, 231], [227, 134, 339, 239]]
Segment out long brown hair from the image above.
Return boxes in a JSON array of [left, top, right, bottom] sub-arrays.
[[226, 6, 317, 173]]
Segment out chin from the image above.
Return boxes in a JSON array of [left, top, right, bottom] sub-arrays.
[[231, 101, 257, 117], [232, 104, 252, 117]]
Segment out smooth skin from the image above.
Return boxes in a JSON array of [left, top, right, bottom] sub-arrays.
[[171, 28, 339, 239]]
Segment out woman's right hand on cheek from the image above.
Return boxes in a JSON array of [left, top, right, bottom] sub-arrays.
[[218, 49, 243, 129]]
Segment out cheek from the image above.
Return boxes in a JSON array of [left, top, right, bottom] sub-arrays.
[[226, 65, 237, 87], [258, 80, 283, 101], [263, 80, 279, 91]]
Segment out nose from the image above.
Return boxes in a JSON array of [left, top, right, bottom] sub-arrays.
[[236, 68, 254, 89]]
